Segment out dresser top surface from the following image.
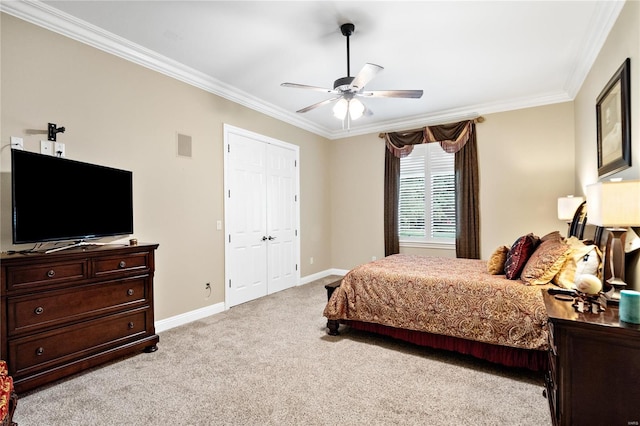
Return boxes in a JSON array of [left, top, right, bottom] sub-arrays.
[[1, 243, 158, 263], [543, 291, 640, 332]]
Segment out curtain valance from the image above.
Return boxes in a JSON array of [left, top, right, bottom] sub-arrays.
[[382, 120, 473, 158]]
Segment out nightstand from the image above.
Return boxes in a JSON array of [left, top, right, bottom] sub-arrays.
[[543, 291, 640, 426]]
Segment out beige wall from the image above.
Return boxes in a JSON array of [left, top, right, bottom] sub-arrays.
[[329, 134, 386, 269], [330, 102, 576, 269], [478, 103, 576, 258], [574, 0, 639, 289], [0, 14, 333, 320]]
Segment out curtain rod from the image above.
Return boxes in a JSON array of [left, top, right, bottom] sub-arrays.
[[377, 116, 484, 138]]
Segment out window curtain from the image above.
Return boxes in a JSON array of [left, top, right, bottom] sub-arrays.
[[382, 120, 480, 259]]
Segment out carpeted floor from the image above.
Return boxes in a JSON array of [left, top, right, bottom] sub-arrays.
[[13, 276, 551, 425]]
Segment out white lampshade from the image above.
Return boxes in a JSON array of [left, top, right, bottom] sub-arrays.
[[348, 98, 365, 120], [557, 195, 584, 220], [333, 99, 348, 120], [586, 180, 640, 227], [333, 98, 365, 121]]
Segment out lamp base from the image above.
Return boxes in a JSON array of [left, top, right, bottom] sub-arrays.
[[604, 278, 627, 304], [602, 228, 628, 304]]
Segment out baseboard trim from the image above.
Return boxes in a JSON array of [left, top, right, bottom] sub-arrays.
[[156, 268, 348, 333], [299, 268, 348, 285], [155, 302, 225, 333]]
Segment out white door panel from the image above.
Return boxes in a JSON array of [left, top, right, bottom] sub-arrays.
[[226, 132, 268, 306], [224, 125, 299, 307], [266, 144, 297, 294]]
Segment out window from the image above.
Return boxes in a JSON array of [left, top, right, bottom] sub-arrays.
[[399, 143, 455, 246]]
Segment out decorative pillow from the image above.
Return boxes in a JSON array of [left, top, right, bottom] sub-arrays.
[[554, 238, 602, 289], [540, 230, 563, 242], [504, 233, 540, 280], [487, 245, 509, 275], [520, 238, 571, 285]]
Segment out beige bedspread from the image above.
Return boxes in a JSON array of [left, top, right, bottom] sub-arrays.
[[324, 254, 550, 351]]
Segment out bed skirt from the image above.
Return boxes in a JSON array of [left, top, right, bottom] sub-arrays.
[[346, 320, 548, 372]]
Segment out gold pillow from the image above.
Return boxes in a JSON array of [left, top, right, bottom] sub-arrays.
[[520, 238, 571, 285], [487, 245, 509, 275]]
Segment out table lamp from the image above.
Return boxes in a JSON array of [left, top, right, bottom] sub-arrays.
[[586, 180, 640, 302], [558, 195, 585, 236]]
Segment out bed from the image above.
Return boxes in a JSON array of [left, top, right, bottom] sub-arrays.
[[324, 203, 603, 371]]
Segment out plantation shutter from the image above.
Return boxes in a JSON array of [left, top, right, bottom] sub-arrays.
[[399, 143, 455, 243], [429, 146, 455, 239], [399, 149, 425, 237]]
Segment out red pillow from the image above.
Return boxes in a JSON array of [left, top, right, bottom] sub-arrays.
[[504, 233, 540, 279]]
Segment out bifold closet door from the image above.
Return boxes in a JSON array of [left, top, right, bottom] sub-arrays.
[[226, 133, 268, 307], [225, 129, 298, 307], [265, 144, 297, 294]]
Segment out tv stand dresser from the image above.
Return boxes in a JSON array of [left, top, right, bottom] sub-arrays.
[[0, 243, 159, 393]]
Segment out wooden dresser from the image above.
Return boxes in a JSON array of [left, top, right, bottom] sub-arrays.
[[543, 291, 640, 426], [0, 243, 159, 393]]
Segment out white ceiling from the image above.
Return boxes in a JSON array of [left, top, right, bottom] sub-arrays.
[[2, 1, 625, 139]]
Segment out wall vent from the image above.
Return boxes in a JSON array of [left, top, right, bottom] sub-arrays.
[[177, 133, 192, 158]]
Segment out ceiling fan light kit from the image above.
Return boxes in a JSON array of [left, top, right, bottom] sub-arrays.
[[281, 23, 423, 129]]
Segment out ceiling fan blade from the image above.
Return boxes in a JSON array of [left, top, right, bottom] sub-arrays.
[[361, 89, 424, 98], [296, 97, 341, 113], [349, 63, 384, 90], [281, 82, 334, 93]]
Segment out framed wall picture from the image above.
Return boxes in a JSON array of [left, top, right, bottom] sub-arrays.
[[596, 58, 631, 178]]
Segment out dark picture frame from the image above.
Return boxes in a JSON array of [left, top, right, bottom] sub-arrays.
[[596, 58, 631, 178]]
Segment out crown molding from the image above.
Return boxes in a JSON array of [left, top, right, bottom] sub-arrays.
[[0, 0, 333, 138], [329, 90, 573, 139], [1, 0, 623, 141], [563, 1, 626, 98]]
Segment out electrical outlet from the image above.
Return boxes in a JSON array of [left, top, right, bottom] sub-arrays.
[[40, 140, 53, 155], [310, 257, 314, 265], [372, 256, 377, 261], [216, 220, 222, 230], [10, 136, 23, 150], [54, 142, 66, 157]]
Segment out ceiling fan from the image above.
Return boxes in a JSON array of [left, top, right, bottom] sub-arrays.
[[281, 23, 423, 126]]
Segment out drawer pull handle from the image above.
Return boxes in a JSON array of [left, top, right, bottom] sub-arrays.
[[118, 261, 127, 268], [128, 322, 134, 329], [47, 269, 55, 278], [127, 289, 134, 296], [34, 307, 44, 315], [36, 347, 44, 356]]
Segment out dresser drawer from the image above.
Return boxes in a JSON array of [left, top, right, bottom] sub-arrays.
[[5, 261, 87, 291], [7, 276, 149, 336], [93, 252, 149, 277], [9, 308, 151, 375]]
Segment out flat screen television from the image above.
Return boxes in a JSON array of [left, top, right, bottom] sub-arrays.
[[11, 149, 133, 245]]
